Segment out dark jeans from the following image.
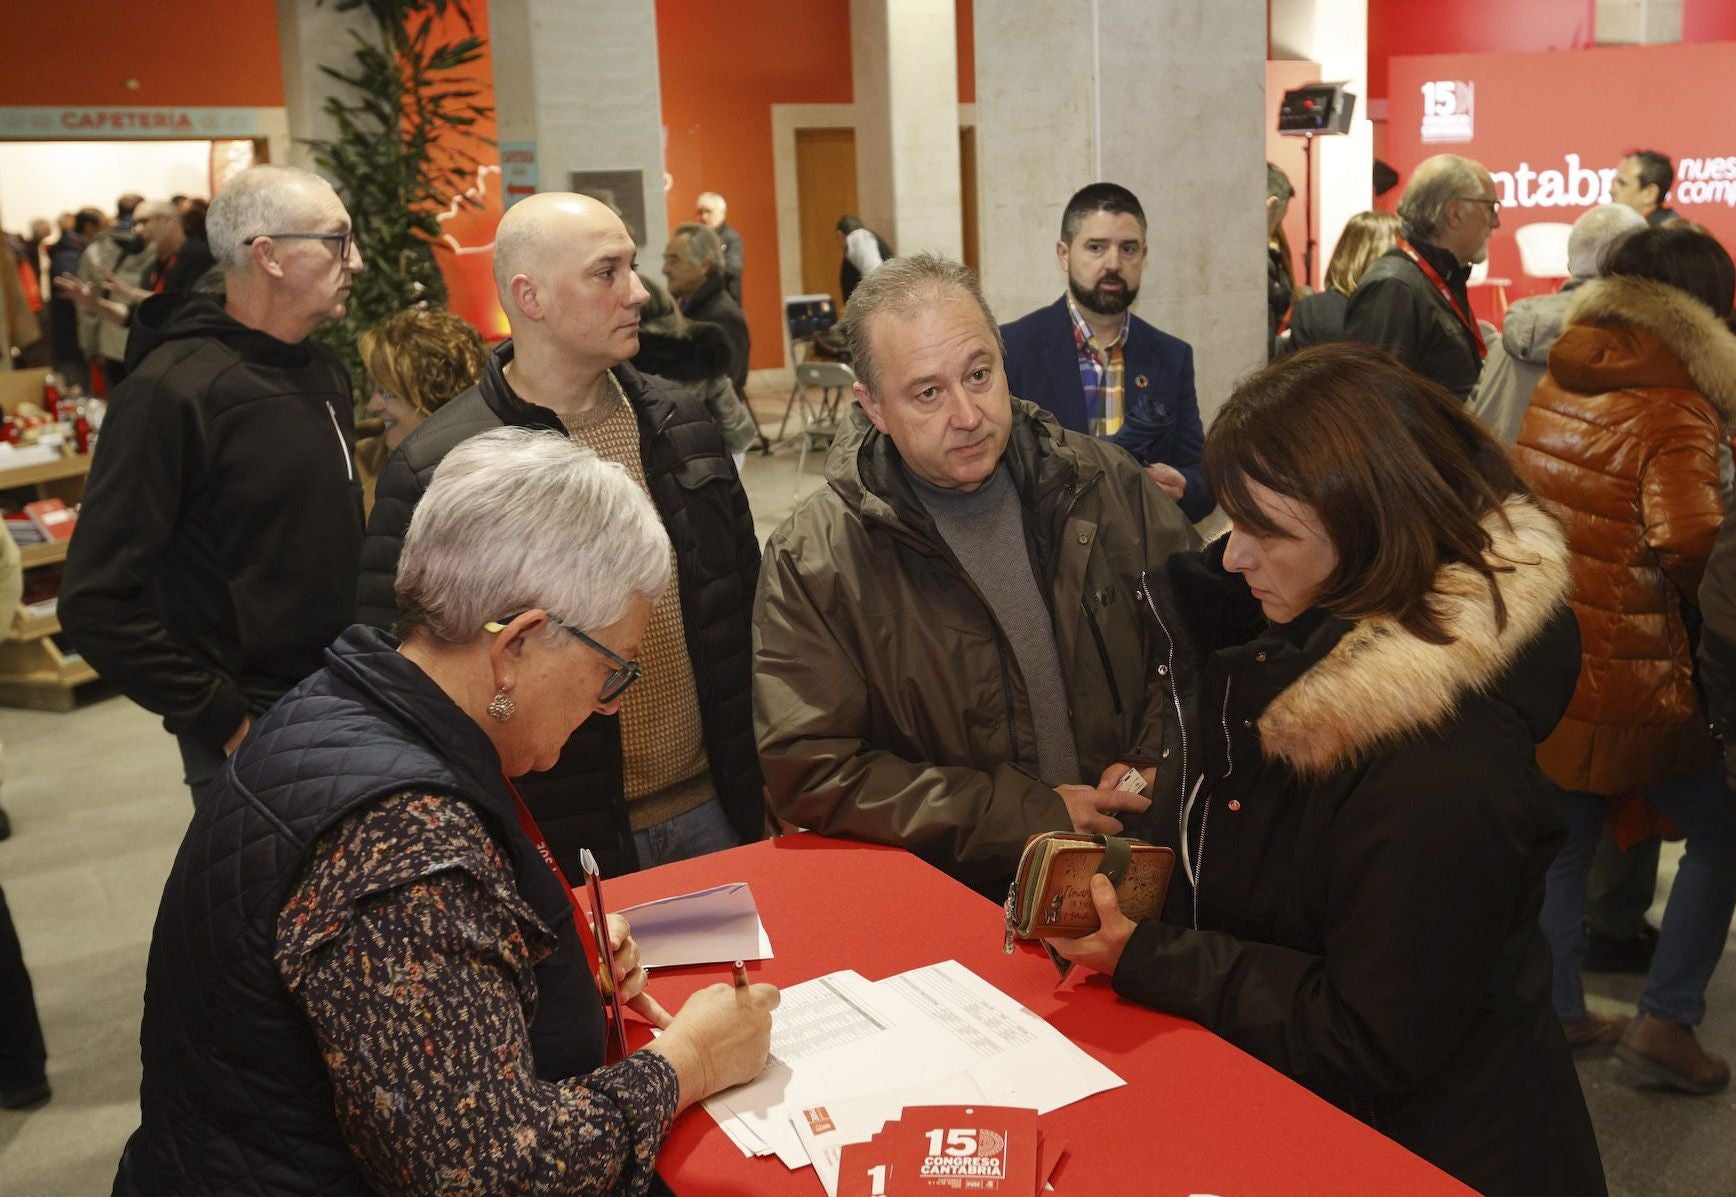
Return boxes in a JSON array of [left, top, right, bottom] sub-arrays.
[[1585, 828, 1661, 939], [0, 885, 47, 1091], [631, 799, 742, 869], [177, 735, 227, 810], [1542, 763, 1736, 1025]]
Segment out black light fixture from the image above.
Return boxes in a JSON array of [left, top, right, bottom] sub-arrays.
[[1277, 82, 1357, 286]]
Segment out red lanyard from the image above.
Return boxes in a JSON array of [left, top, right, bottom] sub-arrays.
[[504, 777, 630, 1059], [1396, 239, 1486, 359]]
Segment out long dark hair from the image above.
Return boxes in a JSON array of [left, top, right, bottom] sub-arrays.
[[1205, 343, 1526, 644], [1601, 222, 1735, 320]]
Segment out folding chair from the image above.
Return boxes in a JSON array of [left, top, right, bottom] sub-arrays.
[[791, 360, 856, 482]]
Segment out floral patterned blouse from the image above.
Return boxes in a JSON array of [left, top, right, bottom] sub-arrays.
[[274, 792, 680, 1195]]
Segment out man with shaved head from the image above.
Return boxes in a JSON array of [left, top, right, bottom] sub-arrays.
[[1343, 153, 1500, 399], [61, 165, 366, 807], [358, 193, 764, 876]]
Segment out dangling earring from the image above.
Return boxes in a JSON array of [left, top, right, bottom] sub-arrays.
[[488, 688, 516, 722]]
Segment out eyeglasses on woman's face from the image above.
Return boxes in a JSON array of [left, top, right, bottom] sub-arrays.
[[483, 610, 645, 703]]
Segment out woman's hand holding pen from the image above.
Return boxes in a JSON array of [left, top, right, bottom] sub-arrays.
[[646, 958, 779, 1113]]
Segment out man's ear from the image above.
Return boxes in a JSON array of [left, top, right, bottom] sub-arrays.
[[1055, 239, 1070, 271], [510, 274, 543, 321], [855, 382, 890, 434], [252, 237, 285, 280]]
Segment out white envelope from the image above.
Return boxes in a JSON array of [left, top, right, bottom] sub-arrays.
[[617, 882, 774, 969]]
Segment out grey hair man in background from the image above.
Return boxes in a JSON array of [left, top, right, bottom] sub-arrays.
[[695, 191, 744, 301], [1470, 204, 1646, 443], [1343, 153, 1500, 399], [754, 253, 1197, 895], [663, 220, 750, 397], [61, 165, 366, 808]]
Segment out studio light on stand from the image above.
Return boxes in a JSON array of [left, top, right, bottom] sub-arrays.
[[1278, 82, 1356, 288]]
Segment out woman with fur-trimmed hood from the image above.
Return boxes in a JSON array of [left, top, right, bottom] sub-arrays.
[[1054, 345, 1606, 1196], [1516, 223, 1736, 1095]]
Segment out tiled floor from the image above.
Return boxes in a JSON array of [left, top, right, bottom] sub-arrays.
[[1, 384, 1731, 1194]]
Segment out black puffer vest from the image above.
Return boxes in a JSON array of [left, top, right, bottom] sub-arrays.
[[113, 626, 603, 1196]]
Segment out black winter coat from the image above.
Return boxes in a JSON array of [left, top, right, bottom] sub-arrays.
[[1343, 240, 1484, 399], [112, 626, 603, 1196], [355, 341, 764, 877], [1122, 500, 1605, 1197], [61, 292, 363, 752], [679, 270, 749, 395]]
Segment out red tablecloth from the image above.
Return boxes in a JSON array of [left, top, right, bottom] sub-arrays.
[[605, 834, 1472, 1196]]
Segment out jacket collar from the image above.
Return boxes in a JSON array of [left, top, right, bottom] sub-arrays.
[[1257, 496, 1571, 775], [319, 625, 509, 802], [480, 339, 672, 438], [1558, 275, 1736, 419], [1407, 237, 1472, 287], [827, 398, 1082, 546]]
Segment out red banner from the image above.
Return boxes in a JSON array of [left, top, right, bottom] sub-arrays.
[[1386, 42, 1736, 325]]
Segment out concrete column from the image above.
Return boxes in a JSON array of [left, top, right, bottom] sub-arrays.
[[1597, 0, 1683, 44], [274, 1, 376, 171], [975, 0, 1267, 428], [488, 0, 669, 265], [1269, 0, 1374, 290], [851, 0, 963, 258]]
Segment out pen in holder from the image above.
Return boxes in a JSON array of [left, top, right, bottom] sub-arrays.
[[580, 848, 631, 1061]]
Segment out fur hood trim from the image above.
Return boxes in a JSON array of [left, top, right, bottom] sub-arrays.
[[1258, 496, 1570, 775], [1563, 275, 1736, 418]]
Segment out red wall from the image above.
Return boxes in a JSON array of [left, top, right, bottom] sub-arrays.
[[655, 0, 854, 370], [1685, 0, 1736, 41], [1385, 42, 1736, 327], [0, 0, 283, 107], [1367, 0, 1594, 101]]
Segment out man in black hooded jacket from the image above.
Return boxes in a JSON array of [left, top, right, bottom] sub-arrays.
[[60, 165, 365, 807]]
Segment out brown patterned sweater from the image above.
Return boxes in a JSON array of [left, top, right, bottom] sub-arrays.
[[274, 791, 679, 1195]]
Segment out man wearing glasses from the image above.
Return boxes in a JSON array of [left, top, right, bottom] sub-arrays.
[[1343, 153, 1500, 401], [62, 165, 366, 808], [358, 192, 764, 878]]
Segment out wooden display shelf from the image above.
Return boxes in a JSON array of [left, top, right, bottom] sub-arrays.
[[10, 609, 59, 641], [18, 540, 68, 568], [0, 449, 96, 710]]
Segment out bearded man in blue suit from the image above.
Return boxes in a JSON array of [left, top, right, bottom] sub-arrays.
[[1000, 183, 1210, 521]]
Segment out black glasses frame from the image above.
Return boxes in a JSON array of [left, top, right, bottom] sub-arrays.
[[484, 610, 645, 703], [243, 231, 355, 260]]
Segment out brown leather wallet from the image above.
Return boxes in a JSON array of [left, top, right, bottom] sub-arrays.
[[1002, 831, 1175, 951]]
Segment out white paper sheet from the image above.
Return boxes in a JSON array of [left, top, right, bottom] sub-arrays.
[[699, 961, 1124, 1172], [879, 960, 1126, 1114], [616, 882, 773, 969]]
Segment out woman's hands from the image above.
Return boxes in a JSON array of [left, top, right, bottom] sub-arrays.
[[646, 979, 779, 1112], [1049, 874, 1137, 978], [602, 913, 671, 1027]]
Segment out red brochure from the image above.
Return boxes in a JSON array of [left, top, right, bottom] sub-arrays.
[[838, 1105, 1039, 1195]]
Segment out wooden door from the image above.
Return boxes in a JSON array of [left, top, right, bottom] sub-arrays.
[[796, 127, 858, 313], [960, 125, 979, 280]]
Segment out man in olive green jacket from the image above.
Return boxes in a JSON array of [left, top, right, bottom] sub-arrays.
[[754, 254, 1199, 893]]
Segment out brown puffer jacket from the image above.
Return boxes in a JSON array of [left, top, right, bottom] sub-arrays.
[[754, 400, 1199, 893], [1515, 274, 1736, 795]]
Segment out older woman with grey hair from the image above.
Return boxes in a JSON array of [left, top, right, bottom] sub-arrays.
[[113, 428, 777, 1197]]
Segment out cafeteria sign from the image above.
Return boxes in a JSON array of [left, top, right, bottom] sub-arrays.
[[0, 107, 263, 139]]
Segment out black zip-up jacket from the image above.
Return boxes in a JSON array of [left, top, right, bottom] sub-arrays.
[[355, 341, 764, 877], [60, 292, 362, 753], [1342, 239, 1484, 400]]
